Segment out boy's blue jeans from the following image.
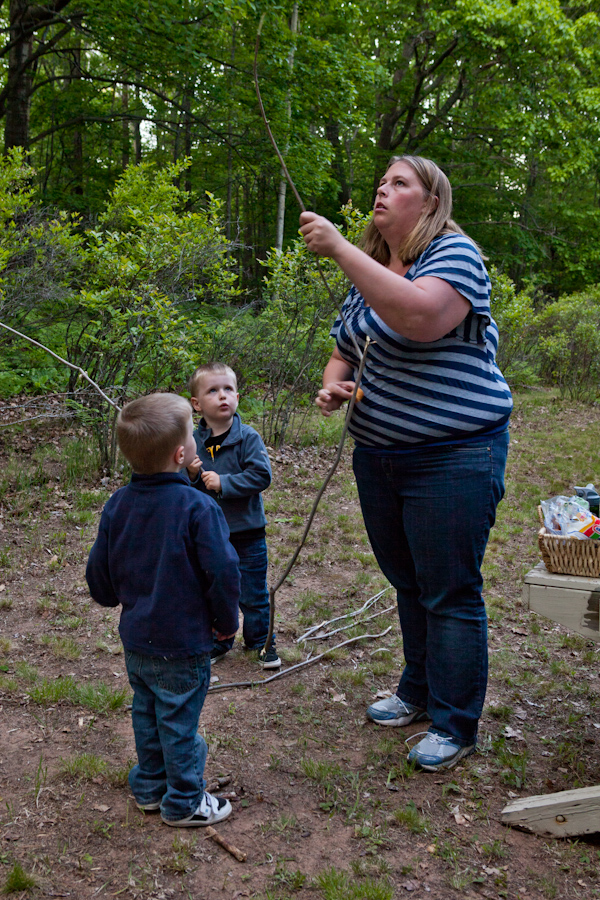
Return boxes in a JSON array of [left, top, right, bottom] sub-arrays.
[[353, 432, 508, 746], [214, 534, 273, 653], [125, 650, 211, 822]]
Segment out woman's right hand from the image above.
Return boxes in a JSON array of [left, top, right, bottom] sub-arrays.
[[315, 381, 356, 417]]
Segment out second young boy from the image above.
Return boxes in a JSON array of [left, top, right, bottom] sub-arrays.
[[187, 363, 280, 669]]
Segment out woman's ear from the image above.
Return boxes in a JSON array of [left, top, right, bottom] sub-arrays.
[[429, 194, 439, 214]]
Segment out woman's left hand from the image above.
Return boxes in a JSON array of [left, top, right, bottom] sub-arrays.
[[299, 211, 345, 258]]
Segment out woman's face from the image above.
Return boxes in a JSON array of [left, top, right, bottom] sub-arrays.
[[373, 161, 428, 243]]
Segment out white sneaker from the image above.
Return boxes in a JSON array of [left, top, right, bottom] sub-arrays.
[[162, 791, 232, 827]]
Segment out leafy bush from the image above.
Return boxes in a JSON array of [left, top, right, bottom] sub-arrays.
[[533, 286, 600, 401], [489, 266, 538, 388]]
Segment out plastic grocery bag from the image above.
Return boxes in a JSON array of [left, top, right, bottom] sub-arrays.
[[541, 495, 600, 540]]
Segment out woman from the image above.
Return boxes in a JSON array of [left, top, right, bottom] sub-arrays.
[[300, 156, 512, 771]]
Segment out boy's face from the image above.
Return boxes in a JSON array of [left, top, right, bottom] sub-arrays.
[[191, 373, 239, 431]]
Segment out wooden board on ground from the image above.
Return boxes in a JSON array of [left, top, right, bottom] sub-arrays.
[[522, 561, 600, 640], [501, 785, 600, 837]]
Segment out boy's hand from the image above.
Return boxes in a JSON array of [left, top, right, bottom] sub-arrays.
[[201, 470, 221, 493], [215, 631, 236, 641], [187, 456, 202, 479]]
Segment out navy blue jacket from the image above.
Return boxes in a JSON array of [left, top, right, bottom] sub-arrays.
[[189, 413, 271, 534], [86, 472, 240, 657]]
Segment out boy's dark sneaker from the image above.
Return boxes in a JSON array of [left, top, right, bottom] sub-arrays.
[[210, 647, 228, 663], [259, 646, 281, 670], [162, 791, 232, 827]]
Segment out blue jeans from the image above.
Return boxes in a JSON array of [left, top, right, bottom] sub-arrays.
[[125, 650, 211, 821], [214, 534, 273, 653], [353, 432, 508, 745]]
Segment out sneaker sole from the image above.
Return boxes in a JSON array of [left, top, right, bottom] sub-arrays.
[[261, 659, 281, 670], [162, 806, 232, 827], [413, 745, 476, 772], [367, 710, 429, 727]]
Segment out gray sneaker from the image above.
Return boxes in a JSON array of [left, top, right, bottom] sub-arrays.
[[366, 695, 429, 727], [407, 731, 475, 771]]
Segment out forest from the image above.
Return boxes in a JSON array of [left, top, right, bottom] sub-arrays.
[[2, 0, 600, 434]]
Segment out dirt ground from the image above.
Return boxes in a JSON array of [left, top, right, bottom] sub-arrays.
[[0, 395, 599, 899]]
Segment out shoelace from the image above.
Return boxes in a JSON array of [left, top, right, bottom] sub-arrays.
[[404, 731, 452, 749]]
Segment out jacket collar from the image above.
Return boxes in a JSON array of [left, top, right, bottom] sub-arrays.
[[129, 471, 189, 488], [196, 411, 242, 445]]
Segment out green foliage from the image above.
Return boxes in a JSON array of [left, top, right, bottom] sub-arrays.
[[2, 863, 37, 894], [534, 287, 600, 401], [489, 267, 538, 388], [315, 867, 393, 900]]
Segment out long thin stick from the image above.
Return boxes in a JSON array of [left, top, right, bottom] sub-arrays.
[[260, 338, 371, 660], [0, 321, 120, 411], [253, 15, 362, 360], [209, 626, 392, 693]]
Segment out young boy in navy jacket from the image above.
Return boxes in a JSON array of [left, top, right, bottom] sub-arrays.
[[186, 363, 279, 669], [86, 393, 240, 827]]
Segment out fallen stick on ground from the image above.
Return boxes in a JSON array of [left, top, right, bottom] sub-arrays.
[[304, 604, 396, 641], [205, 826, 247, 862], [208, 627, 392, 694], [296, 586, 390, 643]]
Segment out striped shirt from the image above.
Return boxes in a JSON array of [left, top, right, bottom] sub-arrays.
[[331, 233, 513, 448]]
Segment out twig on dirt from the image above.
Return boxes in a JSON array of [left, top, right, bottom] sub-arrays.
[[296, 586, 390, 642], [261, 339, 371, 660], [205, 826, 247, 862], [209, 626, 391, 694], [304, 604, 396, 641], [0, 321, 120, 411]]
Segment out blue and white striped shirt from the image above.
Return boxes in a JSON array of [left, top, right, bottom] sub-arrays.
[[331, 233, 513, 448]]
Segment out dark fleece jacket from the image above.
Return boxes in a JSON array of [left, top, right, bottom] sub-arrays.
[[86, 472, 240, 657]]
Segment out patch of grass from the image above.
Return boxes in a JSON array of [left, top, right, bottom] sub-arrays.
[[0, 596, 12, 610], [487, 703, 513, 721], [41, 635, 81, 660], [2, 862, 37, 893], [315, 866, 393, 900], [393, 800, 428, 834], [59, 753, 107, 782], [492, 735, 529, 789], [63, 438, 100, 487], [27, 675, 128, 712]]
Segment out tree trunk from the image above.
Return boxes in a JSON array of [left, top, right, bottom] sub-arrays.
[[4, 0, 34, 151], [275, 2, 298, 253]]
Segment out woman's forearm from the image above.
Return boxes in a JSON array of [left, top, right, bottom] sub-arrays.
[[300, 213, 469, 341]]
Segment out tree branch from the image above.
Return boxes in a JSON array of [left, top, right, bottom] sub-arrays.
[[0, 321, 120, 411]]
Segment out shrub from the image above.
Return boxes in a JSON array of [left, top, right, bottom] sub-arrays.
[[533, 286, 600, 400]]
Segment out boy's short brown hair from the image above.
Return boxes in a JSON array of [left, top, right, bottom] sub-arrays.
[[189, 362, 237, 398], [117, 393, 192, 474]]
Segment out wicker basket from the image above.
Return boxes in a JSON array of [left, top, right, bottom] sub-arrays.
[[537, 506, 600, 577]]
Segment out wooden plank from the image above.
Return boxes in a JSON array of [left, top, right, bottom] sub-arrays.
[[501, 785, 600, 837], [523, 583, 600, 641]]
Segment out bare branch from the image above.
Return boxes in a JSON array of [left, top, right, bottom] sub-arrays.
[[0, 321, 120, 411]]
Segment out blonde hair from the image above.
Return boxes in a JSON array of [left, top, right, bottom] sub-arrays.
[[117, 393, 191, 474], [360, 155, 471, 266], [189, 362, 238, 398]]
